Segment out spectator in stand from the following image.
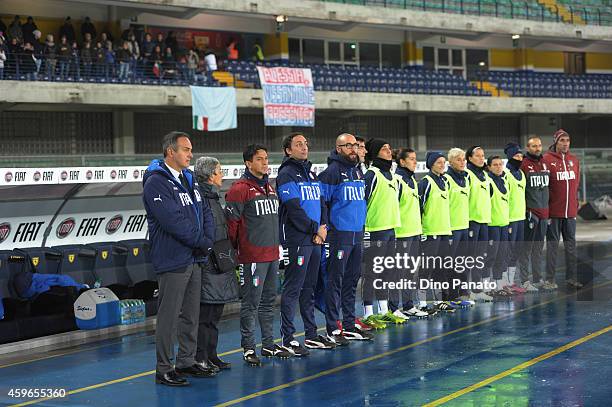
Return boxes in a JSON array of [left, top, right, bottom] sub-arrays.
[[59, 16, 76, 43], [117, 41, 132, 80], [83, 33, 93, 47], [163, 46, 177, 79], [252, 40, 264, 62], [7, 37, 21, 76], [204, 47, 217, 73], [165, 31, 178, 55], [81, 17, 96, 42], [8, 15, 23, 43], [0, 43, 6, 80], [155, 32, 165, 50], [32, 30, 43, 75], [94, 41, 105, 78], [99, 32, 110, 47], [20, 42, 37, 80], [104, 41, 115, 79], [151, 45, 163, 78], [57, 35, 71, 79], [44, 34, 57, 78], [22, 16, 37, 46], [80, 41, 93, 79], [0, 18, 7, 37], [187, 49, 199, 82], [226, 37, 238, 60], [70, 40, 80, 79], [142, 33, 155, 60], [127, 33, 140, 77]]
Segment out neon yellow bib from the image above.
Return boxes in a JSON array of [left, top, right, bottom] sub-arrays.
[[444, 173, 470, 231], [504, 168, 526, 222], [489, 173, 510, 227], [466, 168, 491, 224], [421, 175, 451, 236], [394, 174, 422, 238], [365, 167, 401, 232]]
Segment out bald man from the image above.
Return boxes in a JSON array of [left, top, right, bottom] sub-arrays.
[[318, 133, 373, 344]]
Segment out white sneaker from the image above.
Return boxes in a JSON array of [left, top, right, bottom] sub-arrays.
[[522, 281, 539, 292], [403, 306, 428, 318], [548, 281, 559, 290], [392, 309, 410, 320], [458, 295, 477, 306]]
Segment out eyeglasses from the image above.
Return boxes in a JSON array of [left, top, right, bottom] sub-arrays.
[[337, 143, 361, 150]]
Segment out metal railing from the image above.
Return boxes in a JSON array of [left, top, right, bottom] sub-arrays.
[[321, 0, 612, 26]]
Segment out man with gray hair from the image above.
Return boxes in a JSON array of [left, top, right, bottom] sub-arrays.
[[143, 131, 215, 386]]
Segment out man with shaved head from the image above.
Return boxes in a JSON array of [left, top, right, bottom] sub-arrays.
[[519, 136, 550, 292], [318, 133, 372, 344]]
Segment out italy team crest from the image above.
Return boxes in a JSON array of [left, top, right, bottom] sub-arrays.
[[297, 256, 304, 266], [337, 250, 344, 260]]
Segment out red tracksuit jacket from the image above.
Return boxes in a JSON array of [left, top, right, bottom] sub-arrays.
[[543, 149, 580, 218], [225, 174, 280, 264]]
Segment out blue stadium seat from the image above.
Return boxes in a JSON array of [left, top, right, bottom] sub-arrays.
[[54, 245, 97, 287]]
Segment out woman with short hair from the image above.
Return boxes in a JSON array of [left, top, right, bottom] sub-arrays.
[[194, 156, 239, 372]]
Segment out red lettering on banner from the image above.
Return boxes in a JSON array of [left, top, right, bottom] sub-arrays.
[[261, 68, 310, 85]]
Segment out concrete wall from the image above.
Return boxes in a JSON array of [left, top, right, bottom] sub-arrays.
[[2, 81, 611, 114]]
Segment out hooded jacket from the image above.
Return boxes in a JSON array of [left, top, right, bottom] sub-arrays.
[[543, 149, 580, 218], [318, 150, 366, 245], [142, 159, 213, 274], [276, 157, 328, 247], [225, 170, 280, 264]]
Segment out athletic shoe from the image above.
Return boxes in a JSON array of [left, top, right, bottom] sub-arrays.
[[534, 281, 547, 290], [363, 315, 388, 329], [243, 349, 262, 366], [281, 341, 310, 357], [490, 290, 512, 300], [343, 328, 374, 341], [304, 335, 337, 350], [419, 306, 439, 317], [458, 295, 477, 306], [261, 344, 292, 358], [402, 306, 429, 318], [566, 279, 584, 288], [380, 311, 407, 324], [471, 291, 493, 302], [542, 281, 558, 290], [392, 309, 410, 321], [355, 318, 374, 331], [450, 299, 473, 308], [511, 283, 528, 293], [521, 281, 539, 292], [501, 286, 516, 295], [326, 333, 350, 347], [434, 302, 456, 313]]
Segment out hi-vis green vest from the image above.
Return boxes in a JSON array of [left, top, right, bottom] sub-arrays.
[[489, 173, 510, 227], [466, 168, 491, 224], [394, 174, 422, 238], [504, 168, 526, 222], [421, 175, 451, 236], [365, 167, 401, 232], [444, 173, 470, 231]]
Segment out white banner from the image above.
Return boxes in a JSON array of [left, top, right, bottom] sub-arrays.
[[1, 163, 431, 187]]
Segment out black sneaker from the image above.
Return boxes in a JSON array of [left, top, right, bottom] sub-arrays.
[[343, 328, 374, 341], [420, 306, 439, 317], [326, 333, 349, 347], [261, 344, 293, 358], [434, 302, 456, 313], [304, 335, 337, 350], [243, 349, 262, 366], [281, 341, 310, 357]]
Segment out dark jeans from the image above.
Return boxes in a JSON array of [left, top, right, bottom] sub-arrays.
[[362, 229, 395, 308]]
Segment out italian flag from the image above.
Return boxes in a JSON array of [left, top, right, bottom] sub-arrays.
[[193, 115, 209, 131]]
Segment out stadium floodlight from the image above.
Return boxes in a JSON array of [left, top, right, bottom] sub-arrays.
[[275, 15, 288, 23], [478, 61, 486, 67], [511, 34, 521, 40]]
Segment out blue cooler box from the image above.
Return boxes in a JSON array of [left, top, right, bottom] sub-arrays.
[[74, 288, 121, 329]]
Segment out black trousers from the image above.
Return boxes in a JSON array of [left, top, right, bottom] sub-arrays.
[[196, 303, 225, 363]]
